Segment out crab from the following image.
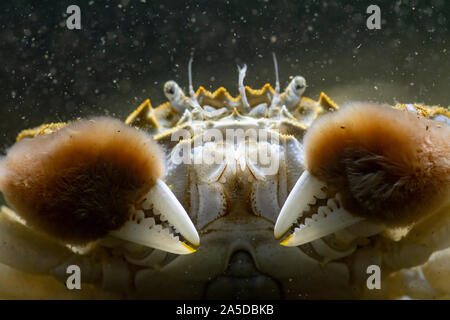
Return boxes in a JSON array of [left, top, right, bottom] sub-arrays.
[[0, 55, 449, 299]]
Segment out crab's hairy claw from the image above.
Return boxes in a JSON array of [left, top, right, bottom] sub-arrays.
[[306, 103, 450, 226], [0, 117, 199, 254], [0, 117, 163, 243], [276, 103, 450, 247]]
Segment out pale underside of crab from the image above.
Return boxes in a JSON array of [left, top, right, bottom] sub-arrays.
[[0, 59, 449, 299]]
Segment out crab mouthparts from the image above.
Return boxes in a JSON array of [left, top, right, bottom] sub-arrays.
[[274, 170, 364, 247], [110, 179, 199, 255]]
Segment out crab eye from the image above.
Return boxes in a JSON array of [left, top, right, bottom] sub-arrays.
[[164, 81, 178, 99], [292, 76, 306, 93], [165, 86, 175, 95]]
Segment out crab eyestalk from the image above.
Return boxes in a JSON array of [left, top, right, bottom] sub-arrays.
[[0, 117, 199, 254], [282, 76, 307, 111], [275, 103, 450, 247]]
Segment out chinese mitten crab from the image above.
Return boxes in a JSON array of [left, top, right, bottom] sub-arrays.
[[0, 56, 449, 299]]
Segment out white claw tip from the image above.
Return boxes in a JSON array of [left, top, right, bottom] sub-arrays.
[[110, 179, 199, 255], [275, 170, 365, 247]]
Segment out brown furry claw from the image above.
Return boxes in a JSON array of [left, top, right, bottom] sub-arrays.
[[275, 103, 450, 246], [0, 117, 199, 254]]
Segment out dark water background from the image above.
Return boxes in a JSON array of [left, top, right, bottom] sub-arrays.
[[0, 0, 449, 151]]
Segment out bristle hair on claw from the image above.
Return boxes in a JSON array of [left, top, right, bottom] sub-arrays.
[[0, 117, 165, 244], [304, 103, 450, 227]]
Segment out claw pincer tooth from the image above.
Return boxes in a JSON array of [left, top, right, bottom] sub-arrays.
[[274, 170, 327, 240], [275, 170, 364, 247]]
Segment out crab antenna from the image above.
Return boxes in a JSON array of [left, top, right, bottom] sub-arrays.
[[187, 56, 201, 109], [237, 64, 250, 112], [188, 56, 195, 97], [268, 54, 281, 112], [272, 53, 280, 94]]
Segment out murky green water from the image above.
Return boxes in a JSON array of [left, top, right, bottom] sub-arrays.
[[0, 1, 449, 299], [1, 0, 449, 147]]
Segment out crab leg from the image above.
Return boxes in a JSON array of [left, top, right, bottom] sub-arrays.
[[0, 206, 102, 284], [0, 205, 141, 295], [381, 204, 450, 273]]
